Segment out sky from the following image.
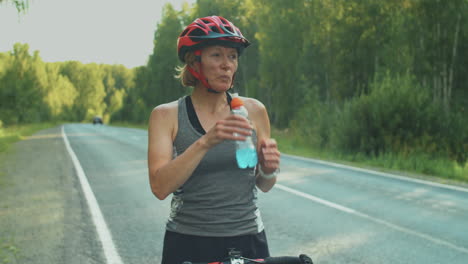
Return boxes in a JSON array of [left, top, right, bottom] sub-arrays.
[[0, 0, 196, 68]]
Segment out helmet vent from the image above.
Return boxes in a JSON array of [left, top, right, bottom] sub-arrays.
[[190, 28, 205, 36], [201, 18, 211, 24], [224, 26, 233, 33], [180, 28, 190, 37], [210, 26, 220, 33]]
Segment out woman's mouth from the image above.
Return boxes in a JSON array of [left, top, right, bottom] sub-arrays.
[[218, 75, 231, 82]]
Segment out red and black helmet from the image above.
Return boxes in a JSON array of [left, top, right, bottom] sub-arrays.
[[177, 16, 250, 62]]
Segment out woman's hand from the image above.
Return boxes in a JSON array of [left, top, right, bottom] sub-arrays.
[[200, 114, 253, 149], [258, 138, 280, 174]]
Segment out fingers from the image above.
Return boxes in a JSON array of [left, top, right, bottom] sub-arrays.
[[224, 114, 253, 130], [259, 139, 280, 170], [260, 138, 278, 149], [261, 148, 280, 167], [215, 118, 252, 138], [203, 115, 254, 147]]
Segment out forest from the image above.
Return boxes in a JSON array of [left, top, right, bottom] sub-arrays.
[[1, 0, 467, 179]]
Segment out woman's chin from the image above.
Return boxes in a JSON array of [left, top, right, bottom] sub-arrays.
[[209, 84, 231, 92]]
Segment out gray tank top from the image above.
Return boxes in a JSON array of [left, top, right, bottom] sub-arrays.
[[166, 96, 264, 237]]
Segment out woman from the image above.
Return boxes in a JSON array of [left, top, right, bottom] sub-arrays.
[[147, 16, 280, 264]]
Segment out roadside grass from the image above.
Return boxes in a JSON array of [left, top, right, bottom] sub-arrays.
[[0, 122, 56, 179], [0, 239, 20, 264], [0, 122, 60, 187], [271, 129, 468, 185], [0, 122, 58, 264], [0, 123, 59, 154]]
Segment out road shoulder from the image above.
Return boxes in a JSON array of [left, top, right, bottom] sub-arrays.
[[0, 125, 104, 264]]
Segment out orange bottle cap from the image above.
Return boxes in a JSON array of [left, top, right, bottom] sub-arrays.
[[230, 97, 244, 108]]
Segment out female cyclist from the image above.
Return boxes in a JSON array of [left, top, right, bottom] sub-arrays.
[[147, 15, 280, 264]]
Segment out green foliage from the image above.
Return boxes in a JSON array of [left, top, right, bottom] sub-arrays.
[[59, 61, 106, 121], [252, 0, 309, 127], [0, 0, 28, 13], [115, 66, 149, 123], [289, 72, 467, 178], [289, 84, 337, 149], [331, 73, 431, 155], [0, 44, 137, 125], [42, 63, 77, 121], [0, 239, 21, 264], [146, 4, 186, 108], [101, 64, 134, 122], [273, 129, 468, 182], [0, 44, 48, 124]]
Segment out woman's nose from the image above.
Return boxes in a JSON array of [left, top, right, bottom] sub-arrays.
[[221, 56, 232, 71]]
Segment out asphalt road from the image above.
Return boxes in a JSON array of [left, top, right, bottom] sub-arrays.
[[62, 123, 468, 264]]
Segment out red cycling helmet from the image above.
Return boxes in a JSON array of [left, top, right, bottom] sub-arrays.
[[177, 16, 250, 62]]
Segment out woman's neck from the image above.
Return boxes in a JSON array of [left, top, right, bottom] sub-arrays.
[[190, 88, 229, 114]]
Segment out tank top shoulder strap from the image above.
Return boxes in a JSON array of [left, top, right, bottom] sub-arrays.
[[226, 92, 233, 109]]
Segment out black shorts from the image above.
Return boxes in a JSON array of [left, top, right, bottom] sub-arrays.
[[161, 230, 270, 264]]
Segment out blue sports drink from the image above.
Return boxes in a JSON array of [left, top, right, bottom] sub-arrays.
[[236, 147, 258, 169], [231, 96, 258, 169]]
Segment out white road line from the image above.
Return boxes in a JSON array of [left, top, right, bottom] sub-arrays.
[[283, 154, 468, 193], [61, 126, 124, 264], [276, 184, 468, 254]]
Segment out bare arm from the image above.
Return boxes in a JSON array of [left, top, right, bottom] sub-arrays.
[[245, 98, 280, 192], [147, 103, 209, 200], [148, 102, 254, 200]]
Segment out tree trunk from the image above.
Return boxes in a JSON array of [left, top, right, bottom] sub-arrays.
[[447, 12, 461, 112]]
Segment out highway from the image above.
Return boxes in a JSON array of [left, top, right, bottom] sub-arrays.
[[63, 123, 468, 264]]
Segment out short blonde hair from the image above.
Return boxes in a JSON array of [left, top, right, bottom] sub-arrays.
[[176, 52, 198, 87]]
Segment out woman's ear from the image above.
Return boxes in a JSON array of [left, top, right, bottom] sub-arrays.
[[190, 61, 201, 73]]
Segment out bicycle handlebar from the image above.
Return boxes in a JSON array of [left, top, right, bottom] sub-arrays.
[[183, 253, 313, 264], [264, 254, 313, 264]]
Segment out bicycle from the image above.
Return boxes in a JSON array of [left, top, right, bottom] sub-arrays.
[[182, 248, 313, 264]]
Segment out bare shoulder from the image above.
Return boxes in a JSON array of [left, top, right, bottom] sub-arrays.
[[149, 100, 179, 140], [241, 96, 267, 115], [240, 97, 270, 135], [150, 100, 179, 120]]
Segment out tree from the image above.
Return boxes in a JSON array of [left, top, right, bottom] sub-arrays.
[[0, 0, 28, 13], [59, 61, 106, 121], [252, 0, 309, 127], [408, 0, 467, 113], [101, 64, 134, 122], [0, 43, 46, 123], [146, 4, 185, 108], [118, 66, 150, 123], [42, 63, 77, 121]]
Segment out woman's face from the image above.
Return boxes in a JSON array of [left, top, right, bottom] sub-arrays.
[[198, 45, 238, 92]]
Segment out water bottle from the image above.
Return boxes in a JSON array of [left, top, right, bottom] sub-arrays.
[[230, 97, 258, 169]]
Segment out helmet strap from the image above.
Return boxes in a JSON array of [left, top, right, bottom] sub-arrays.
[[230, 72, 236, 89], [188, 50, 221, 93]]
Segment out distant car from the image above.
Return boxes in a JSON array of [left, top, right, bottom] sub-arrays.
[[93, 116, 103, 125]]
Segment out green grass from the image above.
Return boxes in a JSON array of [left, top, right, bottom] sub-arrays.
[[0, 123, 59, 154], [272, 129, 468, 185], [0, 239, 20, 264]]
